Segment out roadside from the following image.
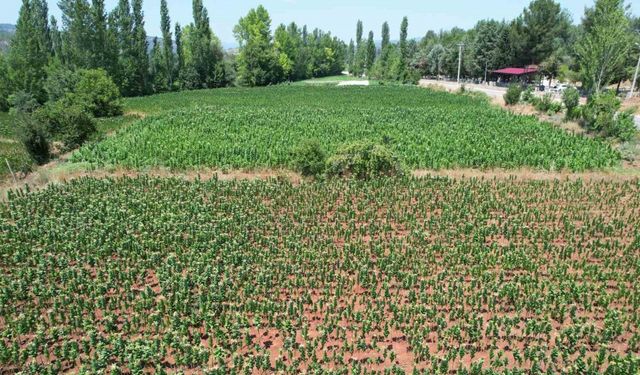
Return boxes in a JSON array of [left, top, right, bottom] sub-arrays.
[[421, 79, 640, 130], [4, 165, 640, 200]]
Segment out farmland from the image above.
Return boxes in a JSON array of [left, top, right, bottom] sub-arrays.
[[1, 176, 639, 373], [70, 86, 621, 171]]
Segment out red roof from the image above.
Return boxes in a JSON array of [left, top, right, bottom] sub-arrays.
[[492, 67, 538, 75]]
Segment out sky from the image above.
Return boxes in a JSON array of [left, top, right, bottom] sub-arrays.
[[1, 0, 639, 46]]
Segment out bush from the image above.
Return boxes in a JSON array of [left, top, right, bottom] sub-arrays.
[[291, 139, 326, 177], [16, 114, 50, 165], [581, 92, 637, 141], [521, 87, 534, 103], [504, 84, 523, 105], [534, 94, 562, 114], [35, 100, 96, 150], [326, 141, 405, 180], [8, 91, 40, 115], [74, 69, 123, 117], [562, 87, 580, 120], [610, 111, 637, 142]]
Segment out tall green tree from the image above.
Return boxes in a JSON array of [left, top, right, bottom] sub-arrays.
[[160, 0, 174, 90], [90, 0, 108, 69], [174, 23, 184, 84], [399, 17, 409, 61], [234, 5, 281, 86], [50, 16, 63, 62], [59, 0, 92, 67], [131, 0, 149, 95], [352, 20, 365, 76], [576, 0, 632, 92], [517, 0, 570, 65], [346, 39, 355, 72], [189, 0, 226, 88], [113, 0, 136, 95], [0, 54, 11, 111], [366, 31, 376, 70], [381, 22, 390, 51], [8, 0, 51, 103]]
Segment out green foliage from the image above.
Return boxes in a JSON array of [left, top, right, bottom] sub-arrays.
[[74, 69, 123, 118], [44, 63, 79, 103], [290, 139, 326, 177], [16, 113, 49, 164], [326, 141, 405, 180], [1, 176, 640, 372], [609, 111, 637, 142], [504, 84, 523, 105], [72, 86, 620, 171], [35, 100, 96, 150], [581, 92, 636, 141], [7, 0, 51, 103], [576, 0, 632, 93], [0, 140, 33, 177], [533, 93, 562, 114], [562, 87, 580, 119], [8, 91, 39, 114], [521, 87, 534, 103], [0, 54, 10, 112]]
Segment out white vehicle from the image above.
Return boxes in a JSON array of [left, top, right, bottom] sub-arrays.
[[551, 84, 570, 93]]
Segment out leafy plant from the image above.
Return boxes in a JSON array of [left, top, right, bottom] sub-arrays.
[[562, 87, 580, 120], [16, 113, 49, 164], [504, 84, 523, 105], [325, 140, 404, 179], [74, 69, 123, 118], [290, 139, 326, 177]]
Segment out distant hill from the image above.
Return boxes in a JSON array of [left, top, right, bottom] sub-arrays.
[[0, 24, 16, 33], [0, 25, 14, 52]]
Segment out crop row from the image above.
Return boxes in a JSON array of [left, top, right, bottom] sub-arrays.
[[70, 86, 620, 171], [1, 176, 639, 373]]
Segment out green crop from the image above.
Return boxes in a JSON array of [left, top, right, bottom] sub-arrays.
[[70, 86, 620, 171], [1, 176, 639, 373]]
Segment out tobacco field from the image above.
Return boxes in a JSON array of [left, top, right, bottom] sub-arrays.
[[1, 176, 639, 373], [70, 86, 620, 171]]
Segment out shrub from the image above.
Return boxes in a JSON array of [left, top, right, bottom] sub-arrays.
[[74, 69, 123, 117], [8, 91, 39, 115], [290, 139, 326, 177], [581, 92, 637, 141], [504, 84, 523, 105], [610, 111, 637, 142], [582, 92, 620, 132], [534, 94, 562, 114], [326, 141, 405, 180], [562, 87, 580, 120], [16, 114, 50, 165], [521, 87, 534, 103], [35, 100, 96, 150]]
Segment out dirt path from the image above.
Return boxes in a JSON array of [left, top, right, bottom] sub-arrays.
[[4, 166, 639, 201]]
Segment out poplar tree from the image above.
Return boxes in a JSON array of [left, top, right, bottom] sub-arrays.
[[131, 0, 149, 95], [174, 23, 184, 85], [8, 0, 51, 102], [160, 0, 174, 90]]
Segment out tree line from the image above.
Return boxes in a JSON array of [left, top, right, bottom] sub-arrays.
[[347, 0, 639, 94], [1, 0, 638, 113], [0, 1, 347, 112]]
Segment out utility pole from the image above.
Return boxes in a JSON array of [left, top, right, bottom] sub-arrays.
[[457, 43, 464, 84], [629, 43, 640, 99]]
